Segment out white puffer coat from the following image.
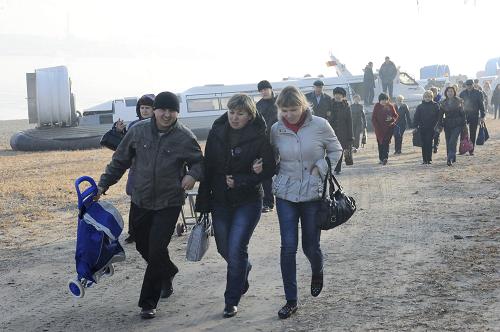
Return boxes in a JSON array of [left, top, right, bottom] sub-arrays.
[[270, 109, 343, 202]]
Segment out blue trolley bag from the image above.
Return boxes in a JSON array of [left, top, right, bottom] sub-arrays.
[[68, 176, 126, 298]]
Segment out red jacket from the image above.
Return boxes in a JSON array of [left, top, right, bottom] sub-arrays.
[[372, 102, 399, 144]]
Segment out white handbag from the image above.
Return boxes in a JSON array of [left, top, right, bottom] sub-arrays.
[[186, 213, 212, 262]]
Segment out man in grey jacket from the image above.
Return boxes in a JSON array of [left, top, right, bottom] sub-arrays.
[[96, 91, 204, 319]]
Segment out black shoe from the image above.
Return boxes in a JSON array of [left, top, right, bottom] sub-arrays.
[[428, 161, 432, 165], [124, 235, 135, 244], [161, 276, 174, 299], [242, 264, 252, 295], [382, 159, 388, 165], [223, 305, 238, 318], [140, 308, 156, 319], [311, 273, 324, 297], [447, 160, 452, 166], [278, 301, 298, 319], [433, 147, 438, 153]]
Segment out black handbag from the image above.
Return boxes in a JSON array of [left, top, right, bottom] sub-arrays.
[[315, 157, 357, 230], [412, 129, 422, 147], [100, 128, 124, 151]]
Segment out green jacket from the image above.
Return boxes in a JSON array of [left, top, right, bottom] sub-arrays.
[[98, 117, 204, 210]]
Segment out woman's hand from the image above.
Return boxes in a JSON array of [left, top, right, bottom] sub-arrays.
[[252, 158, 263, 174], [226, 175, 235, 189], [115, 119, 126, 133]]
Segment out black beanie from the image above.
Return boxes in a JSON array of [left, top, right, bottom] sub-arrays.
[[332, 87, 347, 97], [136, 94, 155, 119], [257, 80, 272, 91], [153, 91, 179, 111]]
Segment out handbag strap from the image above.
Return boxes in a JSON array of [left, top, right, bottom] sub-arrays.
[[321, 157, 344, 199]]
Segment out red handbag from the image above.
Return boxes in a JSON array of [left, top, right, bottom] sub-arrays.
[[459, 135, 473, 155]]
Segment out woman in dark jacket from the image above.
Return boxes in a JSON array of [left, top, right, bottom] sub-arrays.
[[350, 94, 367, 151], [330, 87, 354, 174], [413, 91, 440, 164], [372, 93, 398, 165], [438, 86, 466, 166], [196, 94, 275, 318], [393, 95, 412, 154]]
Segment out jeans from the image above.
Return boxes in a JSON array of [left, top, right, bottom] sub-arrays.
[[276, 198, 323, 301], [262, 178, 274, 209], [420, 128, 435, 162], [393, 126, 405, 153], [212, 201, 262, 306], [444, 126, 461, 162], [353, 123, 363, 149], [130, 203, 181, 310], [382, 81, 394, 98]]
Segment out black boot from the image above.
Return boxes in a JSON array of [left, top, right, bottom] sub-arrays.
[[311, 273, 324, 297], [140, 308, 156, 319], [278, 301, 298, 319], [223, 304, 238, 318]]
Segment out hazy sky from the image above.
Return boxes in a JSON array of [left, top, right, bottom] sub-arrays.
[[0, 0, 499, 120]]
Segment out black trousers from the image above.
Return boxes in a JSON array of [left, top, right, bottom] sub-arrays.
[[130, 202, 181, 310], [335, 150, 344, 172], [467, 117, 479, 150], [364, 87, 374, 105], [262, 178, 274, 208], [382, 81, 394, 98], [420, 128, 435, 162], [433, 131, 440, 149], [377, 141, 390, 162]]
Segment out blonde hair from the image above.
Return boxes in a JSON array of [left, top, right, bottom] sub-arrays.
[[227, 94, 257, 120], [353, 94, 361, 101], [423, 90, 434, 99], [396, 95, 405, 102], [275, 86, 311, 110]]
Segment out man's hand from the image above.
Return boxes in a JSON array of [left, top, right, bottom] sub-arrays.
[[225, 175, 235, 189], [93, 187, 106, 201], [181, 175, 196, 191]]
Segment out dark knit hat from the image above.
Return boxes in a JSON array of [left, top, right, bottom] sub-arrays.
[[313, 80, 324, 87], [332, 87, 347, 97], [465, 79, 474, 85], [136, 94, 155, 118], [257, 80, 272, 91], [153, 91, 179, 111]]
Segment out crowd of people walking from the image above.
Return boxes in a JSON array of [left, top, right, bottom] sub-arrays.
[[94, 56, 494, 321]]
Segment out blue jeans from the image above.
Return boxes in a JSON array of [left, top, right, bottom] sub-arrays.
[[276, 198, 323, 301], [444, 126, 461, 162], [212, 201, 262, 306]]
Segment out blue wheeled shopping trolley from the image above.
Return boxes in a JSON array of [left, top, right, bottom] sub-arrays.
[[68, 176, 126, 298]]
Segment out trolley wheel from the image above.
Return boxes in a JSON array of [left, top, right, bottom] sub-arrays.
[[176, 222, 186, 236], [68, 279, 85, 298], [104, 264, 115, 277]]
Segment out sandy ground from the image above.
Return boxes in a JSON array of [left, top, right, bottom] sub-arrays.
[[0, 118, 499, 332]]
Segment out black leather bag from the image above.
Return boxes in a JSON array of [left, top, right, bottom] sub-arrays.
[[412, 129, 422, 147], [100, 129, 124, 151], [315, 157, 357, 230]]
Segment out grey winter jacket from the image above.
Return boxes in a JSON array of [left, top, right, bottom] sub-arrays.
[[270, 109, 343, 203], [98, 117, 204, 210]]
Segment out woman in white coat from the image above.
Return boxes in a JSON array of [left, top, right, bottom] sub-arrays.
[[269, 86, 343, 319]]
